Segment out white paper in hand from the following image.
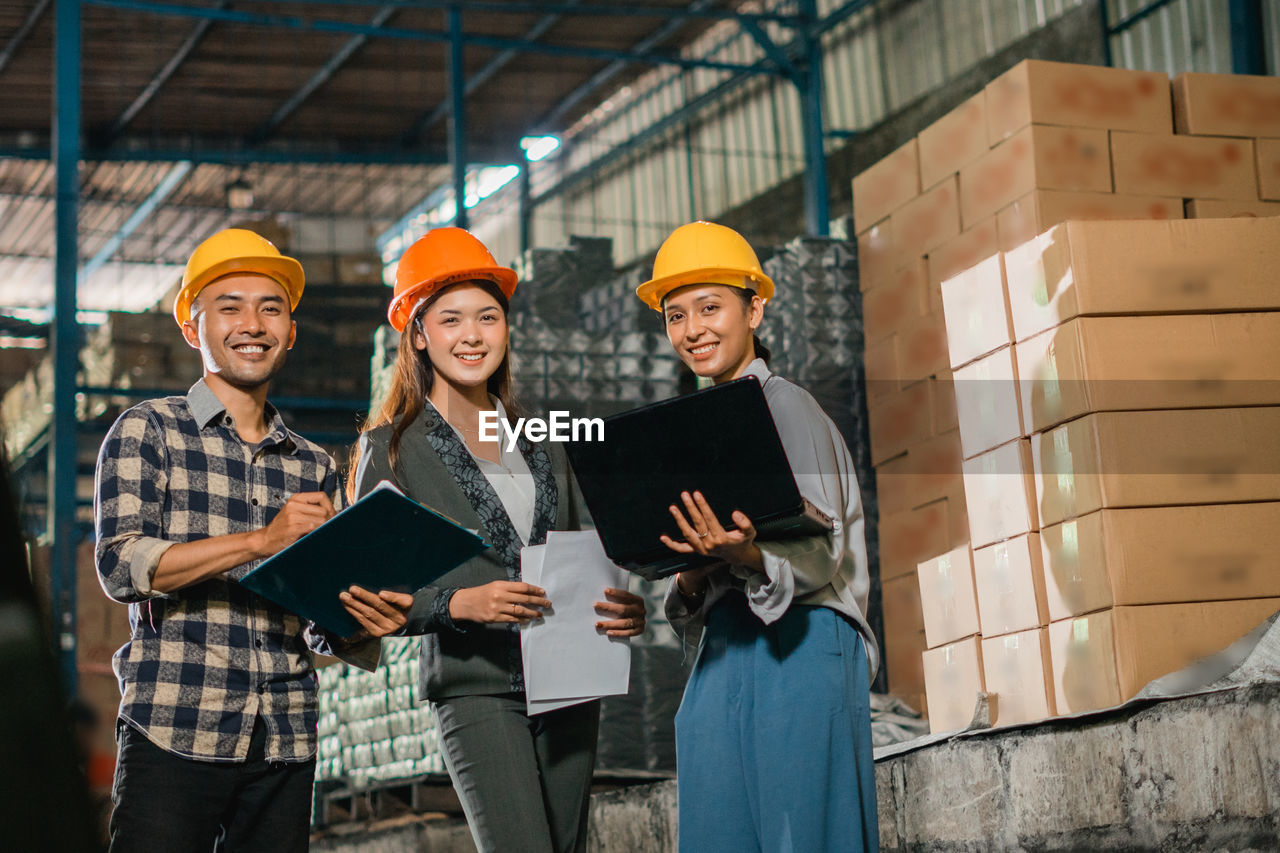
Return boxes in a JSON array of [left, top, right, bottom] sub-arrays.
[[520, 530, 631, 715]]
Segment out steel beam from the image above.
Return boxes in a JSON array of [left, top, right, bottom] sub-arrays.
[[104, 1, 228, 143], [1229, 0, 1267, 75], [83, 0, 766, 74], [796, 0, 829, 236], [79, 160, 192, 281], [0, 144, 455, 165], [0, 0, 52, 76], [448, 5, 467, 230], [262, 0, 801, 25], [51, 0, 82, 699], [249, 4, 397, 145]]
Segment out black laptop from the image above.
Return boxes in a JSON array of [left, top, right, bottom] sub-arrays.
[[565, 376, 833, 581]]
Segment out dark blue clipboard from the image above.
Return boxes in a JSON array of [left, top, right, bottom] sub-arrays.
[[239, 481, 488, 637]]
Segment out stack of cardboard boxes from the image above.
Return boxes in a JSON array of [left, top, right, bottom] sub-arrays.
[[856, 59, 1280, 726]]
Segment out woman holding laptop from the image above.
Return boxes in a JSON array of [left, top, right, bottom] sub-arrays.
[[346, 227, 646, 853], [638, 221, 879, 852]]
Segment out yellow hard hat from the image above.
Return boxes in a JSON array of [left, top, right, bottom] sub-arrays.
[[636, 221, 774, 311], [174, 228, 305, 325]]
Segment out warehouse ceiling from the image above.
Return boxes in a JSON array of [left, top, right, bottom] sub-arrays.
[[0, 0, 746, 314]]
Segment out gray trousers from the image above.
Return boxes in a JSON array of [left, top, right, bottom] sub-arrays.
[[433, 693, 601, 853]]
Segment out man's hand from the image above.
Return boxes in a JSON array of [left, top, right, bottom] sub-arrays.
[[339, 586, 414, 638], [449, 581, 550, 624], [253, 492, 335, 557]]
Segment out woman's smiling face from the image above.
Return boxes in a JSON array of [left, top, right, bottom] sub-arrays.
[[413, 282, 509, 390], [662, 283, 763, 384]]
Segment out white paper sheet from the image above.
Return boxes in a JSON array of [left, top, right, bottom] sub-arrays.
[[520, 530, 631, 715]]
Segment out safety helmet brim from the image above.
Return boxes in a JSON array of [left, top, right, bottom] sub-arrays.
[[174, 254, 304, 325], [636, 266, 774, 312], [387, 266, 518, 332]]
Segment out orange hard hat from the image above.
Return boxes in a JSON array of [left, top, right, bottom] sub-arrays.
[[387, 227, 518, 332]]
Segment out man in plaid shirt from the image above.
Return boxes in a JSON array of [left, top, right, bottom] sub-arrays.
[[95, 229, 414, 853]]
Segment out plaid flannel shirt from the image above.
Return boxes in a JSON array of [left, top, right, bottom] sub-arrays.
[[94, 379, 379, 764]]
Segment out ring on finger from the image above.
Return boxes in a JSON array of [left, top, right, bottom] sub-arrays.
[[695, 530, 708, 538]]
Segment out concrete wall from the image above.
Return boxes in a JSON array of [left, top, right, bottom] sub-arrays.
[[313, 683, 1280, 852]]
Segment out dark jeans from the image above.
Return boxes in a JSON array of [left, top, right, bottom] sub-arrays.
[[108, 719, 315, 853]]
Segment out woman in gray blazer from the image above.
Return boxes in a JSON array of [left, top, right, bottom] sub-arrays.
[[347, 227, 647, 853]]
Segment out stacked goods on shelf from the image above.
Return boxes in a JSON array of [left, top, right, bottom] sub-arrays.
[[514, 235, 616, 328], [576, 266, 660, 334], [937, 214, 1280, 728]]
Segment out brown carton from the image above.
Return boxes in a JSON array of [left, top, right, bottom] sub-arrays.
[[954, 346, 1025, 460], [864, 259, 929, 342], [1017, 313, 1280, 433], [856, 219, 895, 290], [1185, 198, 1280, 218], [960, 125, 1112, 228], [1039, 504, 1280, 622], [1111, 132, 1257, 200], [996, 189, 1183, 252], [1048, 599, 1280, 714], [896, 310, 949, 387], [885, 625, 928, 715], [893, 176, 961, 261], [986, 60, 1171, 145], [1172, 72, 1280, 137], [922, 635, 986, 733], [1258, 138, 1280, 201], [963, 438, 1038, 548], [1032, 407, 1280, 527], [918, 544, 980, 649], [863, 337, 898, 403], [940, 253, 1013, 370], [880, 498, 959, 582], [853, 139, 922, 234], [868, 379, 933, 465], [1002, 217, 1280, 342], [933, 371, 959, 435], [928, 217, 1000, 295], [875, 430, 964, 515], [973, 533, 1049, 637], [919, 91, 990, 190], [883, 571, 926, 636], [981, 628, 1055, 724]]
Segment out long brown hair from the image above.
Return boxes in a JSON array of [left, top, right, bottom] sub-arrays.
[[347, 279, 522, 501]]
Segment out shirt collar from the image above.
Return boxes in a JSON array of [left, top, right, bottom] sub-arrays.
[[186, 377, 296, 453], [740, 357, 772, 384]]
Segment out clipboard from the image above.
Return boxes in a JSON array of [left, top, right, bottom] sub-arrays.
[[239, 481, 488, 636]]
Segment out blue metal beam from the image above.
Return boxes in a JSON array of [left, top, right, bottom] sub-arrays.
[[82, 0, 768, 74], [262, 0, 802, 25], [104, 1, 228, 142], [248, 4, 397, 145], [796, 0, 829, 236], [1106, 0, 1181, 34], [448, 5, 467, 230], [532, 0, 718, 132], [401, 0, 581, 146], [1229, 0, 1267, 75], [79, 160, 192, 281], [51, 0, 82, 699], [0, 144, 456, 165], [0, 0, 51, 76]]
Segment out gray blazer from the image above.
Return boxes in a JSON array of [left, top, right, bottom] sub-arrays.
[[353, 405, 587, 700]]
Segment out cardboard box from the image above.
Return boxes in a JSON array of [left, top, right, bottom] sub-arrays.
[[1002, 218, 1280, 342], [885, 626, 928, 714], [919, 90, 989, 190], [1111, 132, 1257, 200], [857, 220, 896, 289], [981, 628, 1055, 725], [940, 254, 1012, 370], [894, 176, 961, 261], [864, 258, 929, 342], [864, 336, 898, 402], [922, 635, 985, 733], [973, 533, 1048, 637], [960, 125, 1112, 228], [954, 345, 1025, 460], [918, 544, 980, 649], [1172, 72, 1280, 138], [928, 217, 1000, 295], [868, 380, 933, 465], [883, 571, 926, 635], [879, 497, 960, 582], [1048, 599, 1280, 714], [896, 310, 949, 387], [1032, 407, 1280, 527], [986, 60, 1172, 145], [932, 371, 959, 436], [853, 139, 922, 234], [875, 430, 964, 515], [1258, 138, 1280, 201], [996, 189, 1183, 252], [1039, 503, 1280, 621], [1017, 313, 1280, 434], [963, 438, 1038, 549], [1184, 198, 1280, 219]]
